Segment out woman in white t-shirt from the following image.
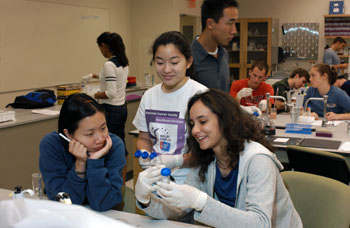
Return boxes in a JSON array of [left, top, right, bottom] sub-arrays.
[[90, 32, 129, 181], [133, 31, 207, 184]]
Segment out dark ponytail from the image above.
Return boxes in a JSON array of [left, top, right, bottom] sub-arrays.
[[330, 66, 338, 85], [97, 32, 129, 67]]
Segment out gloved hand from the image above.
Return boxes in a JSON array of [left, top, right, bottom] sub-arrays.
[[150, 154, 184, 169], [240, 105, 262, 116], [139, 157, 152, 169], [258, 99, 267, 112], [135, 165, 165, 204], [157, 182, 208, 211], [237, 88, 253, 100]]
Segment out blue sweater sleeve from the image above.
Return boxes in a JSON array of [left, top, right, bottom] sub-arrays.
[[85, 134, 126, 211], [39, 132, 87, 204]]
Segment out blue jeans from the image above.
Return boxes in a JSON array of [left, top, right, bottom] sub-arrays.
[[102, 103, 128, 155]]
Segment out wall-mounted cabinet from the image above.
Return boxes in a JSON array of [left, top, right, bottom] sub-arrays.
[[324, 14, 350, 38], [225, 18, 278, 82], [324, 14, 350, 69]]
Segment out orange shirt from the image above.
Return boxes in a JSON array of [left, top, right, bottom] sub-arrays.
[[230, 79, 274, 106]]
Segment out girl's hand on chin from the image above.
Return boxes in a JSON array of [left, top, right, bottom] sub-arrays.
[[69, 139, 88, 162], [88, 135, 112, 159]]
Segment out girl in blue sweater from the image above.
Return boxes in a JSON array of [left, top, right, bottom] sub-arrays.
[[39, 93, 125, 211], [304, 63, 350, 120]]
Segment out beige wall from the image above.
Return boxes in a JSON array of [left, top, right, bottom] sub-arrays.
[[5, 0, 337, 104], [130, 0, 176, 85], [0, 0, 338, 106], [238, 0, 335, 64], [0, 0, 202, 107], [130, 0, 201, 85], [0, 0, 131, 107]]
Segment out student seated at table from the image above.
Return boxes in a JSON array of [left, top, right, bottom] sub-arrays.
[[304, 63, 350, 121], [39, 93, 125, 211], [272, 68, 310, 111], [230, 60, 274, 112], [135, 89, 302, 228]]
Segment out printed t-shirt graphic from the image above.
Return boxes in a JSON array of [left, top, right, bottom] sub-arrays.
[[145, 109, 185, 155]]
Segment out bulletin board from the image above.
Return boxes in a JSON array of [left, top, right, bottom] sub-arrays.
[[0, 0, 109, 92]]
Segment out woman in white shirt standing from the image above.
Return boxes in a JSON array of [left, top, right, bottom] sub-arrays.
[[91, 32, 129, 180]]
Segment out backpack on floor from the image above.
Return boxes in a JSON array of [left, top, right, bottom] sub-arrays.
[[6, 89, 56, 109]]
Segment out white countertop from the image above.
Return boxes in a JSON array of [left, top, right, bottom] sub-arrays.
[[0, 105, 61, 129], [0, 86, 150, 130]]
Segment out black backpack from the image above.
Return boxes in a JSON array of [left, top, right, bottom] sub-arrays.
[[6, 89, 57, 109]]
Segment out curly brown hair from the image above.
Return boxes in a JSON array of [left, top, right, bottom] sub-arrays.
[[185, 89, 274, 182]]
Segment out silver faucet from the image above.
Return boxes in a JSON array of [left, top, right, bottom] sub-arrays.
[[304, 95, 328, 127], [266, 93, 288, 112], [284, 90, 295, 105]]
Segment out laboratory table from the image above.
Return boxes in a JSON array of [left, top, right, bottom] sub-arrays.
[[270, 113, 350, 153], [269, 113, 350, 164]]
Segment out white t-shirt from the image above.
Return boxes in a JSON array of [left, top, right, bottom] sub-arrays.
[[99, 59, 129, 106], [133, 78, 207, 183]]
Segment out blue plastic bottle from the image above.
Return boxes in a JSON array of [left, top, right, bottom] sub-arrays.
[[134, 150, 142, 158], [160, 168, 171, 183], [141, 151, 149, 159], [149, 152, 157, 160]]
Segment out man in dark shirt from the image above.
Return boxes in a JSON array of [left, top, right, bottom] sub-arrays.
[[191, 0, 239, 92], [272, 68, 310, 111]]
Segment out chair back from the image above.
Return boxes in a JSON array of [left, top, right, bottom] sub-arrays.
[[282, 171, 350, 228], [286, 145, 350, 185]]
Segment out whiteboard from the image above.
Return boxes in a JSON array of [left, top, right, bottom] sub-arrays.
[[0, 0, 109, 92]]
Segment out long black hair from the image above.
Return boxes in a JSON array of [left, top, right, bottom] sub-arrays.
[[97, 32, 129, 67], [151, 31, 194, 76], [186, 89, 274, 181]]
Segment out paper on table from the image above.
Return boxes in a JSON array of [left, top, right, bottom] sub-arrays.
[[311, 120, 322, 126], [311, 120, 341, 127], [339, 142, 350, 152], [274, 138, 289, 143], [0, 110, 16, 122], [32, 109, 59, 115], [329, 121, 342, 126]]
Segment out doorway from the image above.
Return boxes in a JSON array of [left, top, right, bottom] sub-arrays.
[[180, 14, 200, 43]]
